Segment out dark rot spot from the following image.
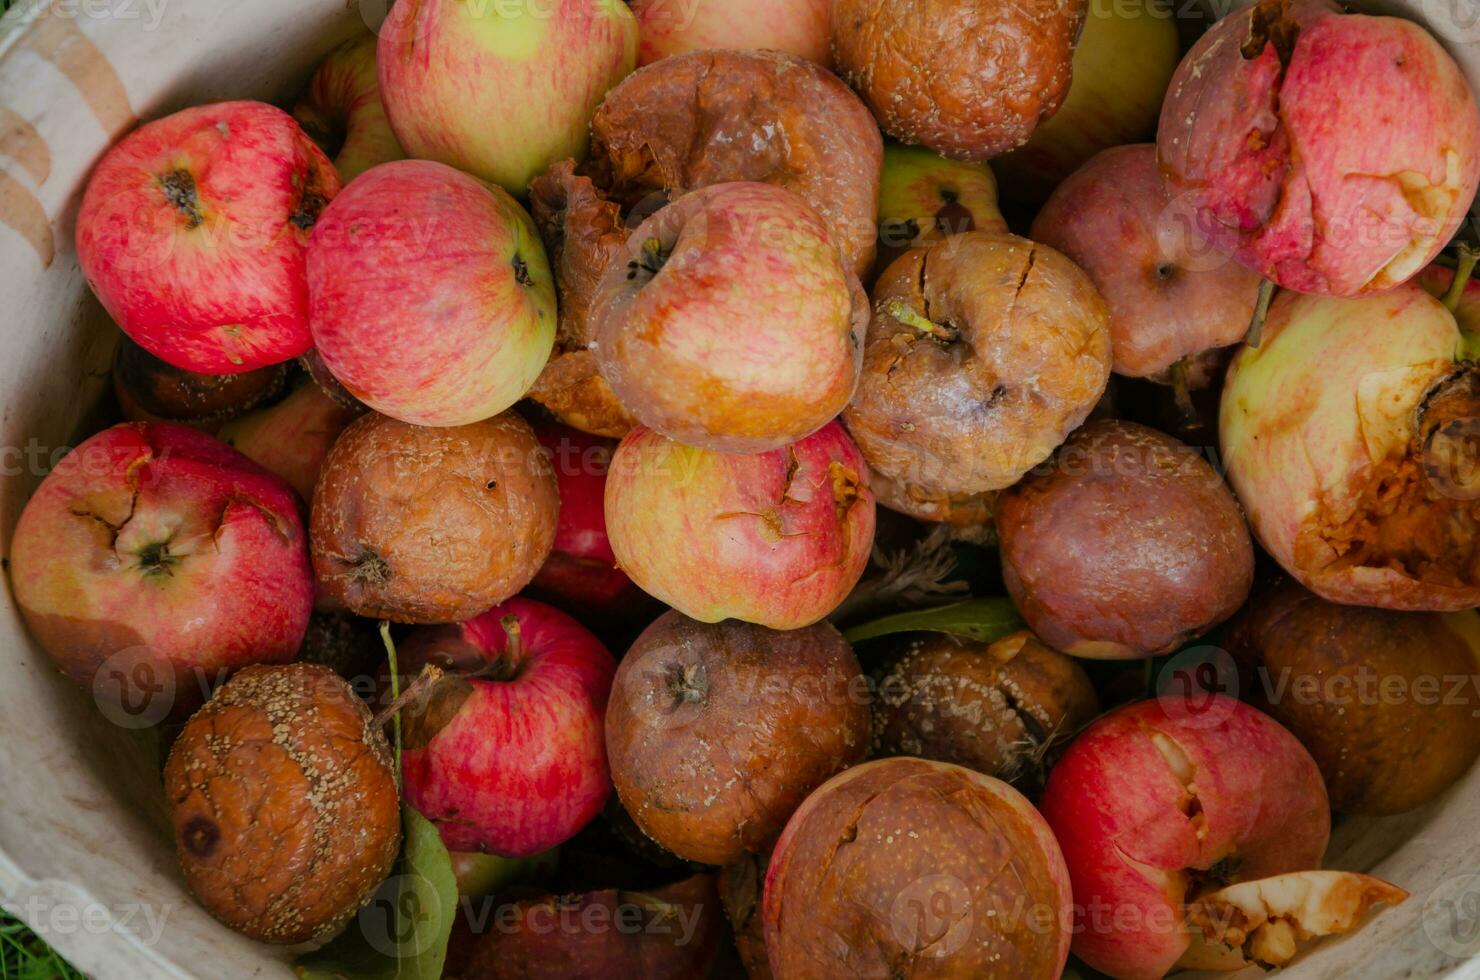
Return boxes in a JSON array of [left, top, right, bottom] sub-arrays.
[[290, 192, 328, 230], [1154, 262, 1179, 282], [512, 255, 533, 286], [159, 169, 203, 228], [934, 199, 976, 237], [1241, 0, 1299, 64], [182, 815, 220, 858], [485, 479, 498, 490]]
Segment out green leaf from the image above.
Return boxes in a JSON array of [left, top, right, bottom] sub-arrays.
[[843, 598, 1024, 645], [294, 807, 457, 980]]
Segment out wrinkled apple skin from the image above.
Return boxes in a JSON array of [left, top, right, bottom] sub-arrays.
[[591, 182, 867, 453], [1220, 284, 1480, 609], [996, 0, 1179, 202], [399, 598, 617, 857], [605, 422, 876, 629], [292, 33, 405, 183], [378, 0, 637, 196], [1158, 0, 1480, 297], [218, 380, 361, 502], [76, 101, 339, 374], [10, 423, 312, 716], [631, 0, 831, 67], [1031, 144, 1262, 380], [307, 160, 556, 427], [1039, 697, 1330, 980], [762, 757, 1072, 980]]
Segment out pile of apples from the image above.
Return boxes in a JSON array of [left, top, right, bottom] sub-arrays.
[[12, 0, 1480, 977]]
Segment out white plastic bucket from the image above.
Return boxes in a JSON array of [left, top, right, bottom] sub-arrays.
[[2, 0, 1480, 976]]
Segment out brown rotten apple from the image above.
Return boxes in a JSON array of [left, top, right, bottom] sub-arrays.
[[310, 411, 557, 624], [605, 612, 870, 866], [763, 757, 1072, 979], [1225, 580, 1480, 815], [843, 231, 1111, 510], [164, 663, 400, 943], [831, 0, 1086, 160], [591, 182, 868, 453], [527, 49, 882, 436], [872, 630, 1099, 781], [1220, 284, 1480, 610], [998, 420, 1253, 659], [113, 333, 289, 427]]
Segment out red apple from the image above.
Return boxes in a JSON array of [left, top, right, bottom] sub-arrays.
[[604, 422, 876, 629], [1031, 144, 1262, 382], [377, 0, 637, 195], [292, 32, 405, 183], [398, 597, 617, 857], [9, 422, 312, 718], [591, 181, 868, 454], [1158, 0, 1480, 297], [1040, 696, 1331, 979], [76, 101, 339, 374], [307, 160, 556, 426], [631, 0, 831, 67], [217, 379, 361, 502]]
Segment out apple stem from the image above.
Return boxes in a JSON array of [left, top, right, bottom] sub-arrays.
[[1443, 245, 1479, 314], [501, 615, 524, 663], [372, 664, 445, 732], [1168, 359, 1202, 432], [1246, 280, 1275, 349], [379, 620, 402, 789], [884, 300, 955, 341]]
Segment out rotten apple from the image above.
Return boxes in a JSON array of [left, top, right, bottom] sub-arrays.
[[112, 333, 289, 428], [604, 422, 875, 629], [76, 101, 338, 374]]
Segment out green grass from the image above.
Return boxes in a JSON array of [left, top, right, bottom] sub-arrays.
[[1, 912, 84, 980]]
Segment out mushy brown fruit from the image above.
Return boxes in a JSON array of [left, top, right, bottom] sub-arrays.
[[831, 0, 1086, 160], [527, 49, 883, 436], [113, 333, 288, 425], [761, 757, 1072, 979], [163, 663, 400, 944], [1225, 580, 1480, 815], [997, 420, 1254, 659], [310, 411, 558, 624], [872, 630, 1099, 781], [718, 852, 774, 980], [843, 231, 1111, 502], [605, 611, 871, 867]]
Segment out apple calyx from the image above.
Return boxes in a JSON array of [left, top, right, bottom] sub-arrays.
[[1181, 870, 1408, 970], [342, 547, 392, 586], [135, 540, 179, 577], [665, 661, 708, 707], [159, 169, 204, 228], [625, 236, 671, 283]]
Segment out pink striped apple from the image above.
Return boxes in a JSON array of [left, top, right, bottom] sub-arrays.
[[631, 0, 831, 68]]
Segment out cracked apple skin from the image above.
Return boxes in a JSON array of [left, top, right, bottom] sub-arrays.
[[1031, 144, 1262, 382], [163, 663, 400, 944], [605, 611, 870, 866], [831, 0, 1086, 161], [10, 422, 312, 717], [998, 420, 1254, 659], [1220, 284, 1480, 610], [292, 32, 405, 183], [307, 160, 556, 427], [631, 0, 831, 67], [397, 598, 616, 857], [591, 182, 868, 453], [604, 422, 875, 630], [1158, 0, 1480, 297], [76, 101, 339, 374], [843, 231, 1111, 500], [310, 411, 558, 624], [377, 0, 637, 196], [1039, 696, 1330, 980], [762, 757, 1072, 980], [1226, 580, 1480, 815]]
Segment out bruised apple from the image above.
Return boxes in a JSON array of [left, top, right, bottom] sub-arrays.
[[631, 0, 831, 67], [310, 411, 557, 624], [1039, 696, 1330, 979], [1220, 284, 1480, 610], [605, 612, 869, 866], [999, 420, 1254, 659], [763, 757, 1072, 979], [76, 101, 338, 373], [1226, 581, 1480, 815], [831, 0, 1086, 159], [1031, 145, 1262, 382], [590, 182, 867, 453], [604, 423, 875, 629], [10, 423, 312, 718], [1158, 0, 1480, 296], [843, 232, 1111, 508], [527, 50, 881, 436], [292, 32, 404, 182]]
